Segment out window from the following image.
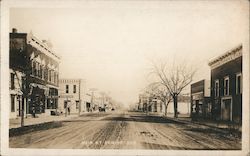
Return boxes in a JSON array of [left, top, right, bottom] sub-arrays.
[[32, 61, 36, 76], [215, 80, 219, 97], [11, 73, 15, 89], [224, 76, 229, 96], [66, 85, 69, 93], [37, 63, 40, 77], [51, 70, 54, 83], [36, 62, 39, 76], [236, 73, 242, 94], [40, 65, 43, 78], [48, 70, 51, 82], [73, 85, 76, 93], [45, 68, 48, 81], [54, 72, 56, 84], [11, 95, 15, 112]]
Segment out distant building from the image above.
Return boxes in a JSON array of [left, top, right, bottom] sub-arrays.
[[9, 28, 60, 118], [208, 45, 242, 123], [58, 79, 86, 114], [190, 79, 211, 120], [138, 93, 163, 114], [84, 93, 92, 112], [138, 94, 148, 112]]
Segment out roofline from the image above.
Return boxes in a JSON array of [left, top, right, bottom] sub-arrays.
[[208, 44, 242, 66]]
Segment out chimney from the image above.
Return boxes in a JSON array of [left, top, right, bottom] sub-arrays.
[[12, 28, 17, 33]]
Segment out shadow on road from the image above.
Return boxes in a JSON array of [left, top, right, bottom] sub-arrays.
[[101, 115, 186, 125]]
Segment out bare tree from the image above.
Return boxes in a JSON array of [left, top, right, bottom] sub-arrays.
[[150, 60, 196, 118]]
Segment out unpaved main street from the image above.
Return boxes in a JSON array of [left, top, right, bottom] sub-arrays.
[[9, 111, 241, 149]]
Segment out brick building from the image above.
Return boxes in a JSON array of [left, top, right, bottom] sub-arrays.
[[9, 28, 60, 118], [9, 29, 60, 118], [58, 79, 86, 114], [208, 45, 242, 123]]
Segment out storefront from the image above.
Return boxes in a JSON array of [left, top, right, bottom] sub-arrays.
[[191, 79, 211, 120]]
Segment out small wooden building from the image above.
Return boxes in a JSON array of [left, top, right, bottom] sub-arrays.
[[191, 79, 211, 120]]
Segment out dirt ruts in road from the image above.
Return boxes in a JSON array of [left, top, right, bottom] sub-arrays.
[[9, 111, 241, 150]]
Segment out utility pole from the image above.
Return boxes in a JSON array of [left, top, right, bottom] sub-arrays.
[[78, 79, 81, 116], [90, 88, 97, 111]]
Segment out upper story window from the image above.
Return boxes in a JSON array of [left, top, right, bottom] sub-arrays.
[[36, 62, 39, 77], [73, 85, 76, 93], [41, 65, 45, 80], [48, 70, 51, 82], [32, 61, 36, 76], [54, 73, 56, 84], [10, 73, 15, 90], [236, 73, 242, 94], [66, 85, 69, 93], [51, 70, 54, 83], [215, 79, 219, 97], [224, 76, 229, 96], [44, 68, 48, 81], [39, 64, 43, 79]]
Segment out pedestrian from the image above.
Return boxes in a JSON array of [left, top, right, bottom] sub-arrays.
[[68, 107, 70, 115], [32, 106, 36, 118]]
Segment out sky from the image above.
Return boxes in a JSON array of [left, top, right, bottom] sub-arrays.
[[9, 0, 248, 107]]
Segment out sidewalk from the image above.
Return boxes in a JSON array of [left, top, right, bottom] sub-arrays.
[[145, 112, 242, 132], [165, 115, 242, 132], [9, 114, 78, 129]]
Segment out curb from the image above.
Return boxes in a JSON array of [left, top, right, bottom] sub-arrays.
[[9, 121, 63, 137]]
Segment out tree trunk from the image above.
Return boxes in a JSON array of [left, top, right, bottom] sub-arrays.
[[164, 101, 167, 116], [21, 100, 24, 127], [173, 93, 178, 118]]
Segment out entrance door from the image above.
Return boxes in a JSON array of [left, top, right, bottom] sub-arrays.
[[221, 99, 232, 121]]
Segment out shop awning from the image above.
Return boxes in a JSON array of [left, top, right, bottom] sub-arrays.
[[46, 84, 59, 89], [30, 83, 49, 96]]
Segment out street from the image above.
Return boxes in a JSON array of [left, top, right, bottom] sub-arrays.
[[9, 111, 241, 150]]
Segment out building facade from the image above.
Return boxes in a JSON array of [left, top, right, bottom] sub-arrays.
[[138, 94, 163, 114], [190, 79, 211, 120], [208, 45, 242, 123], [58, 79, 86, 114], [10, 28, 60, 118]]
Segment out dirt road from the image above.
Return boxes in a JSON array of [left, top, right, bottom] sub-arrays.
[[9, 111, 241, 149]]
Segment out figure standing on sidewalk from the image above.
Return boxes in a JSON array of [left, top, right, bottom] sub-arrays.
[[68, 107, 70, 115]]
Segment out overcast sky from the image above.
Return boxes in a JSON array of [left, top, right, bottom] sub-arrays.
[[9, 1, 248, 106]]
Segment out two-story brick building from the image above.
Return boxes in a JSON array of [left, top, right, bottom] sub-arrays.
[[9, 28, 60, 118], [208, 45, 242, 123]]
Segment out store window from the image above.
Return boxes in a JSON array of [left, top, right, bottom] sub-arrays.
[[11, 95, 15, 112]]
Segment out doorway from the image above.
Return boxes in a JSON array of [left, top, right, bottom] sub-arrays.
[[221, 98, 232, 121]]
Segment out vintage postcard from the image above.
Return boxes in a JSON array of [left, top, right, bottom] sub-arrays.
[[1, 0, 249, 155]]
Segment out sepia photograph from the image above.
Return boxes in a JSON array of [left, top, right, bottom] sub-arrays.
[[0, 0, 249, 155]]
